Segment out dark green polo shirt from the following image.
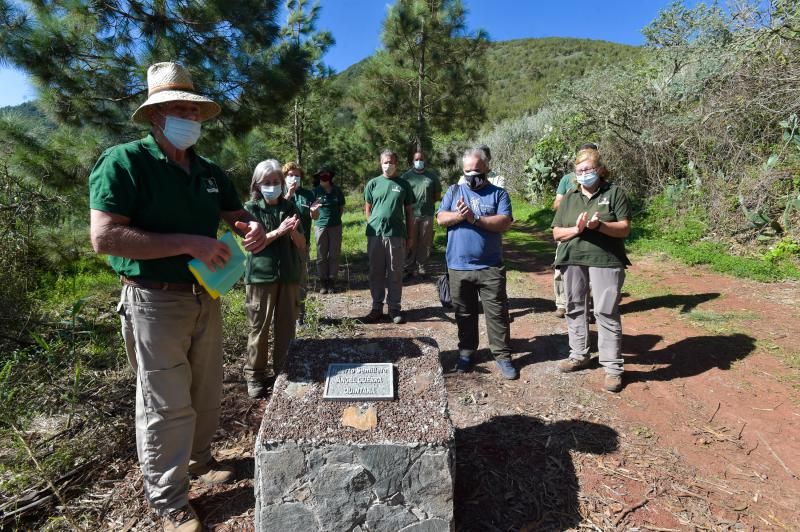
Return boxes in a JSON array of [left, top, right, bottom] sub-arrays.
[[88, 134, 242, 283], [401, 168, 442, 217], [364, 175, 414, 237], [313, 184, 346, 228], [243, 198, 301, 284], [291, 187, 315, 242], [551, 181, 632, 268]]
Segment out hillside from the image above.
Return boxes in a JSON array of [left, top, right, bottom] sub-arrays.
[[483, 37, 643, 122], [335, 37, 644, 125]]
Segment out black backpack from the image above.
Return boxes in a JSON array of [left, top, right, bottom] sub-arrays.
[[436, 272, 452, 309]]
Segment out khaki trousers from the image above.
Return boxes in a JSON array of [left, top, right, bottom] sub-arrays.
[[118, 285, 223, 514], [244, 282, 299, 382], [368, 235, 405, 313], [315, 225, 342, 281], [405, 216, 434, 273], [562, 265, 625, 375]]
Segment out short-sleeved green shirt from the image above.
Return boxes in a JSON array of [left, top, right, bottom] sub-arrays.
[[243, 198, 302, 284], [88, 134, 242, 283], [556, 173, 577, 196], [313, 184, 346, 228], [290, 187, 316, 241], [364, 175, 415, 237], [400, 169, 442, 217], [551, 181, 632, 268]]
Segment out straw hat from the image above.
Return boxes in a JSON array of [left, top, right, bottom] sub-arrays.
[[131, 62, 221, 124]]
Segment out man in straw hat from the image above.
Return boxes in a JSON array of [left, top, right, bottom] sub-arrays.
[[89, 62, 267, 531]]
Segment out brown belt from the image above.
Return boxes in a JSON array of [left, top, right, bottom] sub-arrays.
[[120, 275, 206, 295]]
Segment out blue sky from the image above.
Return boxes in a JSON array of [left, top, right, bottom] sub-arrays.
[[0, 0, 679, 108]]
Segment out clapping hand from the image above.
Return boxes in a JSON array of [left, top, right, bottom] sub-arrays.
[[277, 214, 301, 236], [309, 199, 322, 219], [575, 212, 588, 233], [235, 221, 267, 253], [586, 212, 601, 230], [456, 196, 476, 224]]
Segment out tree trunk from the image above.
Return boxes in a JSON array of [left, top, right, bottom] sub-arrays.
[[416, 23, 426, 153], [293, 97, 303, 165]]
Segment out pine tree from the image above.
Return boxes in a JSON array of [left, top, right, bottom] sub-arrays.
[[281, 0, 334, 167], [0, 0, 312, 137], [354, 0, 488, 158]]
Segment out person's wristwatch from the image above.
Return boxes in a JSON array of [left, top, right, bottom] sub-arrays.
[[470, 214, 481, 225]]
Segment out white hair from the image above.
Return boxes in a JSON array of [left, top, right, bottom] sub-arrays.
[[250, 159, 283, 200], [462, 147, 488, 164]]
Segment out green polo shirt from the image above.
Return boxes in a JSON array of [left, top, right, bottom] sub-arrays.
[[243, 198, 302, 284], [556, 173, 577, 195], [313, 184, 345, 228], [401, 168, 442, 217], [551, 181, 632, 268], [291, 187, 315, 242], [88, 134, 242, 283], [364, 175, 414, 237]]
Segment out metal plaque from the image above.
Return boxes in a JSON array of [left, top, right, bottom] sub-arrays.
[[323, 363, 395, 401]]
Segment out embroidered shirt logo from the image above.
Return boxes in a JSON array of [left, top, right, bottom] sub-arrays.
[[205, 177, 219, 193], [392, 185, 402, 193], [598, 196, 610, 206]]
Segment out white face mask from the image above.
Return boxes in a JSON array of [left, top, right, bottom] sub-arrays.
[[413, 160, 425, 171], [161, 115, 202, 150], [286, 175, 300, 187], [260, 185, 282, 201], [382, 162, 396, 176], [576, 171, 600, 188]]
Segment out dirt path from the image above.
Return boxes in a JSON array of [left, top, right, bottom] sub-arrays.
[[100, 235, 800, 531]]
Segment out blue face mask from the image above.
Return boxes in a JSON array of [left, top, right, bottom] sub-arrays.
[[260, 185, 282, 201], [413, 160, 425, 171], [161, 115, 202, 150], [576, 171, 600, 188]]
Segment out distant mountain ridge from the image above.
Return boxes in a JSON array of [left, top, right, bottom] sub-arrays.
[[336, 36, 643, 124]]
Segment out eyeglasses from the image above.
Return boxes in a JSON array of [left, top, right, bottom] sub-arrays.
[[575, 167, 599, 176]]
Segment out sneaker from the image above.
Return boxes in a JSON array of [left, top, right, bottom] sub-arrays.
[[389, 312, 406, 324], [189, 458, 235, 486], [455, 356, 471, 373], [319, 284, 329, 295], [163, 504, 201, 532], [604, 374, 623, 393], [417, 266, 427, 276], [495, 359, 518, 380], [328, 280, 336, 293], [361, 309, 383, 324], [554, 307, 566, 318], [558, 357, 592, 373]]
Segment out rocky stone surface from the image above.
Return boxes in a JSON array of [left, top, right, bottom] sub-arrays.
[[255, 338, 454, 532]]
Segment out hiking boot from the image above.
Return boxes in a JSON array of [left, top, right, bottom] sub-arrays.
[[389, 311, 406, 324], [495, 359, 518, 380], [361, 309, 383, 324], [455, 355, 471, 374], [246, 378, 272, 399], [319, 283, 329, 295], [554, 307, 566, 318], [189, 458, 235, 486], [558, 357, 592, 373], [162, 504, 201, 532], [604, 374, 623, 393]]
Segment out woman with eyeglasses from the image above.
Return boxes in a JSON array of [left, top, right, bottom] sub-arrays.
[[551, 148, 631, 393]]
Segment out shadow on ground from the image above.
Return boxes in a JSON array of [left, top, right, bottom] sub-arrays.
[[455, 415, 618, 531], [623, 332, 756, 384], [620, 292, 721, 315]]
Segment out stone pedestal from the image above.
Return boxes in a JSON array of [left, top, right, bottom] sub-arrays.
[[255, 338, 454, 532]]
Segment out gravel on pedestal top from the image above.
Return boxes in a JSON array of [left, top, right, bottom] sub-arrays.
[[258, 337, 452, 445]]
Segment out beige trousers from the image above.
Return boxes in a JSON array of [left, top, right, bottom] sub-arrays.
[[244, 282, 299, 382], [405, 215, 434, 274], [118, 285, 223, 515]]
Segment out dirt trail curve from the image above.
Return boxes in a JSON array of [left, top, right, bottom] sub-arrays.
[[338, 239, 800, 530]]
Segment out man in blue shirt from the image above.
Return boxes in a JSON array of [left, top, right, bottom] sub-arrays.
[[437, 147, 517, 379]]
